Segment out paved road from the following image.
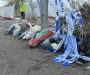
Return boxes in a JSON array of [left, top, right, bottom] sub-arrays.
[[0, 17, 90, 75]]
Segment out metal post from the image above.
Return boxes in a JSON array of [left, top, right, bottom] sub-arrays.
[[40, 0, 48, 30]]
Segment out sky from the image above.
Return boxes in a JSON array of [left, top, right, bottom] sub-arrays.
[[0, 0, 7, 6]]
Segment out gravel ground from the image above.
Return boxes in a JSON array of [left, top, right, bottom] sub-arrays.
[[0, 17, 90, 75]]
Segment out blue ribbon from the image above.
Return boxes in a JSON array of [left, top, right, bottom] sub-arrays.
[[61, 2, 64, 12], [55, 16, 60, 32], [79, 17, 83, 26], [53, 35, 90, 66], [55, 0, 57, 5]]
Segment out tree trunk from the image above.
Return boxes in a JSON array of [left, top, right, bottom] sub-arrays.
[[40, 0, 48, 30]]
